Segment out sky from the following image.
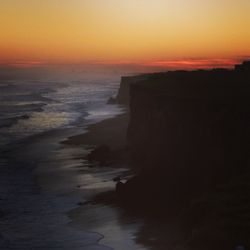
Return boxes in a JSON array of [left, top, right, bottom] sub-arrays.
[[0, 0, 250, 69]]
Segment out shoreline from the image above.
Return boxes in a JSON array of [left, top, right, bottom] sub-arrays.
[[64, 112, 129, 150], [61, 111, 149, 250], [0, 105, 147, 250]]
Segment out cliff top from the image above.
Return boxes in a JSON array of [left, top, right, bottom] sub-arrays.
[[131, 61, 250, 100]]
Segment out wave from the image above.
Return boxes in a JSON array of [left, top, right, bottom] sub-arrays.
[[0, 79, 121, 148]]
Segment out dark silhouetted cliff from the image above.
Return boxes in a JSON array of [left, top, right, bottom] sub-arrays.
[[116, 74, 152, 105], [125, 63, 250, 199], [115, 62, 250, 249]]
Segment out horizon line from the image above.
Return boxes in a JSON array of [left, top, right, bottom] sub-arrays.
[[0, 57, 250, 70]]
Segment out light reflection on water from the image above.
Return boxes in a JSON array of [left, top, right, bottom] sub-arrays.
[[0, 80, 122, 146], [69, 204, 146, 250], [5, 111, 75, 136]]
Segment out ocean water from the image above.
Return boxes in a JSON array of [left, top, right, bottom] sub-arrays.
[[0, 79, 122, 148], [0, 79, 147, 250]]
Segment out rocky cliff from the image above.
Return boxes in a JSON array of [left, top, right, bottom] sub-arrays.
[[115, 62, 250, 249], [116, 74, 151, 105], [122, 63, 250, 203]]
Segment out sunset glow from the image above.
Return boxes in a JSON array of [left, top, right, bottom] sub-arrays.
[[1, 0, 250, 69]]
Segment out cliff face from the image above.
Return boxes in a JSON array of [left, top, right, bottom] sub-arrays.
[[115, 62, 250, 249], [127, 65, 250, 199], [116, 75, 150, 105]]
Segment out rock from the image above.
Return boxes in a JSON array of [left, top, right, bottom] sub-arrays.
[[116, 181, 125, 195], [77, 201, 89, 206], [113, 176, 121, 182], [107, 96, 117, 104], [87, 145, 111, 165]]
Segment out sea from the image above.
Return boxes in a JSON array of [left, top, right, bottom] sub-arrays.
[[0, 78, 147, 250], [0, 79, 122, 147]]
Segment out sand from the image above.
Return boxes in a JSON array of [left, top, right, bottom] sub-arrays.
[[64, 113, 129, 150]]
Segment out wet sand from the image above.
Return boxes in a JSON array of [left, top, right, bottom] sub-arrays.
[[64, 113, 129, 150], [63, 112, 148, 250]]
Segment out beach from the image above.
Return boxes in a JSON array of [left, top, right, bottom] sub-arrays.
[[63, 112, 150, 250], [65, 113, 128, 150]]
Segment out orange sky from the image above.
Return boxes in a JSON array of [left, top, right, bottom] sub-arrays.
[[0, 0, 250, 69]]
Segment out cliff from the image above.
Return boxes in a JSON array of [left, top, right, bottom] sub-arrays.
[[116, 61, 250, 248], [112, 62, 250, 248], [116, 74, 151, 105], [127, 65, 250, 196]]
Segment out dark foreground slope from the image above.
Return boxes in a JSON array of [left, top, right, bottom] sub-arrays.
[[116, 61, 250, 249]]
